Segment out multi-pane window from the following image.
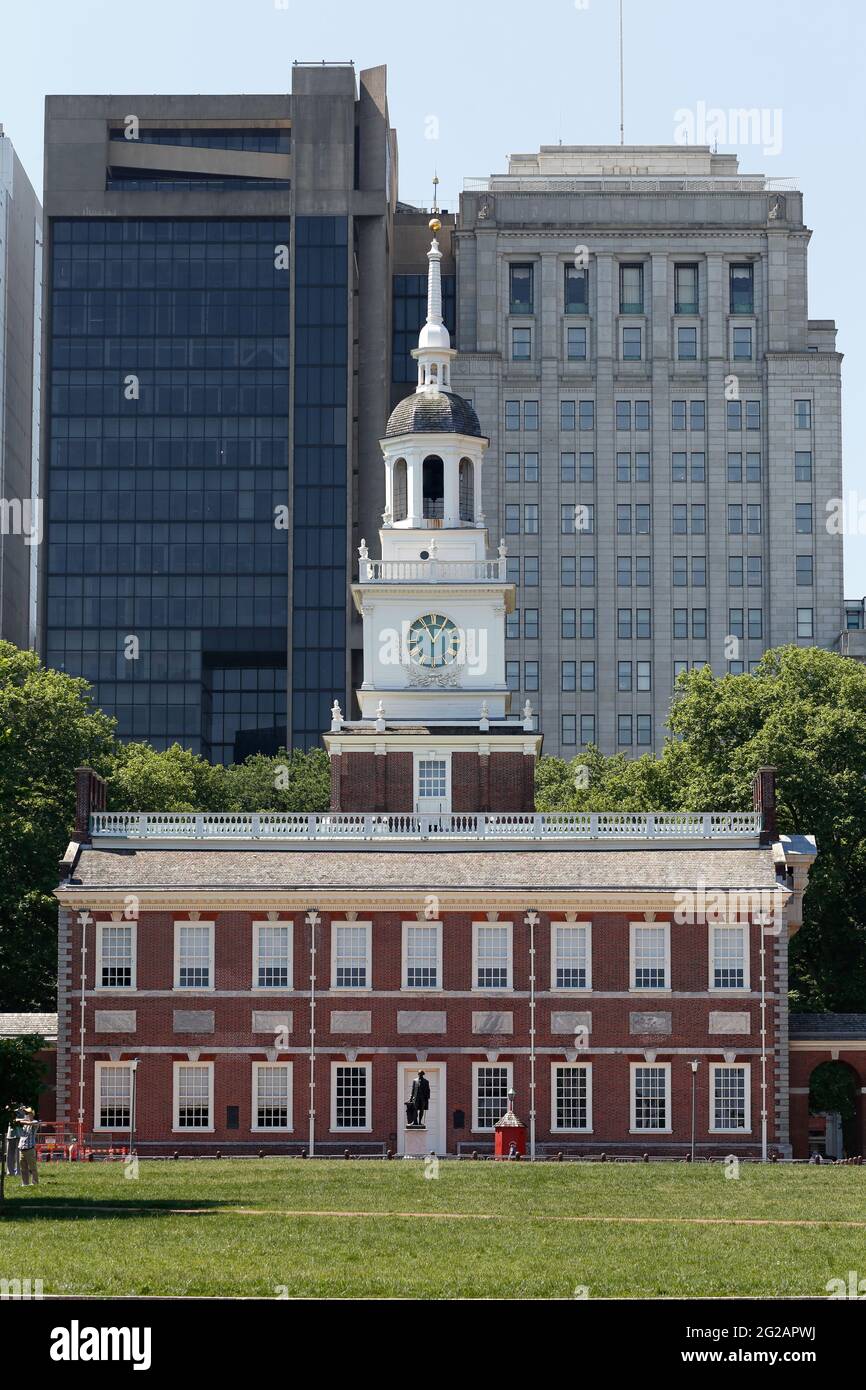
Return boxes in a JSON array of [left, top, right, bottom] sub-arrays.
[[616, 400, 632, 431], [175, 1063, 212, 1130], [524, 556, 539, 585], [729, 264, 754, 314], [505, 451, 520, 483], [505, 400, 521, 430], [711, 924, 748, 989], [632, 1065, 670, 1131], [732, 326, 752, 360], [524, 400, 539, 430], [332, 923, 371, 990], [560, 451, 576, 483], [728, 504, 743, 535], [675, 263, 699, 314], [618, 609, 632, 640], [524, 609, 539, 639], [635, 452, 651, 482], [512, 326, 531, 360], [509, 263, 533, 314], [729, 608, 744, 639], [691, 400, 705, 430], [797, 607, 814, 639], [474, 923, 511, 990], [580, 451, 595, 481], [580, 608, 596, 639], [728, 452, 743, 483], [711, 1064, 749, 1132], [561, 660, 577, 692], [672, 400, 687, 431], [794, 399, 812, 430], [176, 923, 212, 990], [561, 608, 576, 639], [254, 923, 291, 989], [524, 503, 539, 534], [561, 714, 576, 746], [622, 326, 642, 359], [96, 1063, 131, 1129], [618, 715, 632, 746], [552, 923, 590, 990], [505, 504, 520, 534], [692, 608, 707, 640], [473, 1064, 512, 1131], [580, 660, 596, 692], [579, 401, 595, 431], [637, 660, 652, 692], [795, 450, 812, 481], [635, 504, 651, 534], [567, 325, 588, 360], [403, 923, 441, 990], [506, 660, 520, 691], [691, 504, 706, 535], [748, 608, 763, 639], [418, 759, 447, 800], [635, 557, 651, 587], [561, 556, 576, 587], [691, 556, 706, 587], [617, 452, 631, 483], [99, 924, 134, 989], [618, 505, 632, 535], [673, 504, 687, 535], [620, 263, 644, 313], [565, 264, 589, 314], [552, 1065, 591, 1132], [618, 556, 632, 587], [672, 453, 687, 483], [631, 923, 669, 989], [635, 401, 651, 430], [746, 401, 761, 430], [580, 556, 596, 586], [747, 504, 762, 535], [678, 326, 697, 360], [525, 660, 539, 691], [580, 714, 596, 746], [253, 1062, 291, 1130], [795, 503, 813, 534], [727, 400, 742, 430], [729, 556, 743, 586], [636, 714, 652, 745], [618, 660, 633, 692], [332, 1063, 370, 1130], [506, 610, 520, 639], [746, 452, 761, 482], [673, 608, 688, 640], [673, 556, 687, 587], [747, 556, 761, 587]]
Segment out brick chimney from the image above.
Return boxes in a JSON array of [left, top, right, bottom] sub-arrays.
[[752, 765, 777, 845], [74, 766, 107, 842]]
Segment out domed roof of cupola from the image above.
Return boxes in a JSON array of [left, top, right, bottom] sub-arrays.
[[385, 389, 483, 439]]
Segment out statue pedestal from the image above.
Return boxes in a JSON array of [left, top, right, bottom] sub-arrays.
[[402, 1125, 429, 1157]]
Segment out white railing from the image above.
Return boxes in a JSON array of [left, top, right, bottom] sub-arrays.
[[89, 810, 763, 842], [359, 557, 506, 583]]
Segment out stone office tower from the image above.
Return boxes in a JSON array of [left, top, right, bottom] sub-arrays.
[[452, 146, 844, 757], [40, 64, 395, 759]]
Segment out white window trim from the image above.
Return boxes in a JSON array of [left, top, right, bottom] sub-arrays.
[[550, 921, 592, 992], [95, 919, 137, 992], [413, 750, 452, 812], [471, 1060, 514, 1133], [329, 1060, 372, 1133], [330, 920, 373, 992], [93, 1060, 132, 1132], [252, 919, 294, 992], [629, 921, 671, 993], [471, 920, 514, 993], [401, 920, 443, 992], [629, 1061, 672, 1134], [708, 922, 750, 992], [550, 1061, 593, 1133], [172, 1060, 214, 1133], [173, 920, 215, 992], [709, 1062, 752, 1134], [251, 1060, 293, 1133]]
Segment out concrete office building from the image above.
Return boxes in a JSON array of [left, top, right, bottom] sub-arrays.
[[0, 127, 42, 650], [41, 64, 395, 758], [452, 146, 844, 757]]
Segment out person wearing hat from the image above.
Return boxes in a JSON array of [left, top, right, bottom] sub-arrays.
[[4, 1105, 27, 1177], [17, 1108, 39, 1187]]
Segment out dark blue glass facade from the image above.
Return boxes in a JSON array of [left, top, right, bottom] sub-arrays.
[[291, 216, 349, 749], [392, 272, 455, 382], [45, 217, 290, 762]]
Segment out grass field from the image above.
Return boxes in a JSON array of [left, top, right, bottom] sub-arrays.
[[2, 1158, 865, 1298]]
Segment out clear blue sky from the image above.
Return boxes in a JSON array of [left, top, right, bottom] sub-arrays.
[[3, 0, 864, 592]]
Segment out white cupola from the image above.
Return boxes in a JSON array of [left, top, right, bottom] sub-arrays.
[[381, 218, 488, 534]]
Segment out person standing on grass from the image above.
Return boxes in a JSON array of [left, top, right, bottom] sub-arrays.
[[17, 1108, 39, 1187], [5, 1105, 27, 1177]]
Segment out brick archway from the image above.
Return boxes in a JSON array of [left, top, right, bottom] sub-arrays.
[[789, 1015, 866, 1159]]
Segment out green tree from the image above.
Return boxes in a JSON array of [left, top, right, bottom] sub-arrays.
[[105, 741, 229, 812], [223, 748, 330, 812], [536, 647, 866, 1011], [0, 642, 115, 1010]]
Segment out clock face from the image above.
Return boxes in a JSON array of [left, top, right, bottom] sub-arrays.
[[408, 613, 462, 668]]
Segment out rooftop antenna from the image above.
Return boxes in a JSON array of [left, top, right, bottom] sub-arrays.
[[431, 171, 440, 217], [618, 0, 625, 146]]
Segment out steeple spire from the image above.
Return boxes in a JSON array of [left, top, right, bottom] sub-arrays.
[[413, 183, 455, 392]]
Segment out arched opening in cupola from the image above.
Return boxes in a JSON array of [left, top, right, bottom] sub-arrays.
[[422, 455, 445, 520], [459, 458, 475, 522], [392, 458, 408, 522]]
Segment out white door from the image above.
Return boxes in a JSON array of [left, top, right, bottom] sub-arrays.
[[415, 756, 450, 814], [397, 1062, 446, 1155]]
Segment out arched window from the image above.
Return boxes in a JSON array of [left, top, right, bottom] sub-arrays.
[[422, 456, 444, 520], [459, 458, 474, 522], [393, 458, 408, 522]]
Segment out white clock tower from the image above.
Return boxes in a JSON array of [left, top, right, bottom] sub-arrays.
[[325, 218, 541, 815]]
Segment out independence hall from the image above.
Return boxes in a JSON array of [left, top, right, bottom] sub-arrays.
[[55, 227, 818, 1159]]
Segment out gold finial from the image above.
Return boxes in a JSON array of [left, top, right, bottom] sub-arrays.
[[429, 172, 441, 231]]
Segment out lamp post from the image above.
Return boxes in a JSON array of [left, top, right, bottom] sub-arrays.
[[129, 1059, 139, 1157], [690, 1060, 700, 1162]]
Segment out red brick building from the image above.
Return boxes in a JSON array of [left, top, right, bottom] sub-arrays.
[[54, 226, 821, 1159]]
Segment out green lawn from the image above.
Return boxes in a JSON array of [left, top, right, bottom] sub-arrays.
[[2, 1158, 865, 1298]]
